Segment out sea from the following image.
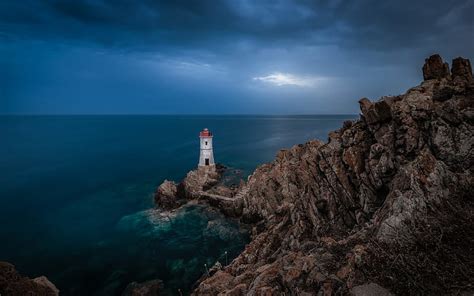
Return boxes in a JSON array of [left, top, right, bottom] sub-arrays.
[[0, 115, 357, 295]]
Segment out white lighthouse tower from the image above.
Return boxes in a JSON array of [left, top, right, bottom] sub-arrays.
[[199, 128, 215, 167]]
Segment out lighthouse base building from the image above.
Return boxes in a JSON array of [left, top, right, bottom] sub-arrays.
[[199, 128, 215, 167]]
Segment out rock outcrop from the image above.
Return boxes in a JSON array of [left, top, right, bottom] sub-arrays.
[[154, 165, 223, 208], [182, 165, 223, 196], [154, 164, 244, 215], [452, 57, 473, 81], [422, 54, 450, 80], [0, 261, 59, 296], [154, 180, 181, 210], [192, 55, 474, 295]]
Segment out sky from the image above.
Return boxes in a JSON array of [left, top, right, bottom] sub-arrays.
[[0, 0, 473, 115]]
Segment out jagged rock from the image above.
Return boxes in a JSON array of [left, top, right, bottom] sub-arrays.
[[154, 165, 225, 210], [154, 180, 180, 209], [359, 98, 392, 125], [193, 271, 234, 294], [0, 261, 58, 296], [206, 184, 233, 197], [423, 54, 450, 80], [452, 57, 473, 81], [153, 164, 247, 217], [182, 166, 221, 195], [192, 55, 474, 295], [208, 261, 223, 276], [122, 279, 163, 296]]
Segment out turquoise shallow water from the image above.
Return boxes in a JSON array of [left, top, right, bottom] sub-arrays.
[[0, 115, 357, 295]]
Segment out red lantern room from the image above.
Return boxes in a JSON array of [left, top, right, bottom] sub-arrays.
[[199, 128, 213, 137]]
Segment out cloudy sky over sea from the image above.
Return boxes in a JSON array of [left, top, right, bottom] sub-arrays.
[[1, 0, 473, 114]]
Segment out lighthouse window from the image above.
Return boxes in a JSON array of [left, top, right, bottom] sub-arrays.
[[205, 141, 208, 145]]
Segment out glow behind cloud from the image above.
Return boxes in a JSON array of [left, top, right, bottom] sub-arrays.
[[253, 72, 323, 87]]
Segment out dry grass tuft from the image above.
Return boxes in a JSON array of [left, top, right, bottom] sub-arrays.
[[361, 199, 474, 295]]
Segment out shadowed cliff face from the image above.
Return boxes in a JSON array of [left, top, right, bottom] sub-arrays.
[[193, 55, 474, 295]]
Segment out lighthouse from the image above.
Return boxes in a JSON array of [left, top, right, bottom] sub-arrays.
[[199, 128, 215, 167]]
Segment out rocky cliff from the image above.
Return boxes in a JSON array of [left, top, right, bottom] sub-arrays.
[[191, 55, 474, 295]]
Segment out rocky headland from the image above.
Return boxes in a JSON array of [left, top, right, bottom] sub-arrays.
[[154, 163, 246, 217], [155, 54, 473, 295]]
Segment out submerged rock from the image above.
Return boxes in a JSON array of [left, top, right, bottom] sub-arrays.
[[204, 220, 240, 241], [192, 55, 474, 295], [122, 279, 163, 296]]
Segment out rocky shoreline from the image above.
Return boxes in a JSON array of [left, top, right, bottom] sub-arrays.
[[156, 54, 473, 295], [2, 54, 472, 296]]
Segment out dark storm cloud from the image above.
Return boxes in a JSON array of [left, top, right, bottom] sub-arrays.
[[2, 0, 472, 51], [0, 0, 473, 114]]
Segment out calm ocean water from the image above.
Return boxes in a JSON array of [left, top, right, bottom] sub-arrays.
[[0, 115, 357, 295]]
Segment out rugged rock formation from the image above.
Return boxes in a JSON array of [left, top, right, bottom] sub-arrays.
[[422, 54, 450, 80], [0, 261, 59, 296], [154, 164, 242, 214], [182, 165, 224, 196], [154, 165, 222, 207], [452, 57, 473, 81], [154, 180, 181, 210], [192, 55, 474, 295]]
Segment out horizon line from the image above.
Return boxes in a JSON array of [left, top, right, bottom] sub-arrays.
[[0, 113, 360, 116]]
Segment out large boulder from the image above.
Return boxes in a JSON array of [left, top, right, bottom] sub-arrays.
[[154, 180, 180, 210], [422, 54, 450, 80], [359, 98, 392, 125]]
